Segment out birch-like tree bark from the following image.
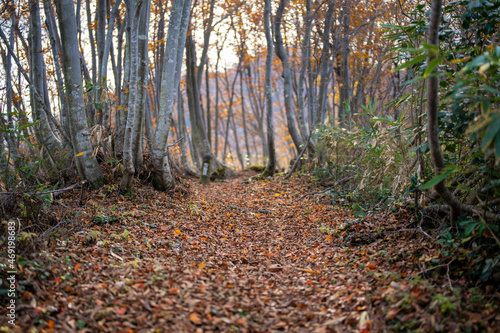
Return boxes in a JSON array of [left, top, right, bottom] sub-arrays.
[[85, 0, 97, 123], [42, 0, 69, 136], [245, 62, 268, 157], [29, 0, 65, 173], [263, 0, 276, 176], [221, 62, 241, 161], [152, 0, 192, 191], [274, 0, 303, 153], [98, 0, 122, 129], [297, 0, 314, 138], [132, 0, 151, 170], [1, 1, 17, 189], [240, 67, 251, 166], [315, 0, 335, 127], [121, 0, 144, 191], [185, 33, 234, 175], [55, 0, 104, 186]]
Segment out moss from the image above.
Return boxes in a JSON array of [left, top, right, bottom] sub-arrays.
[[210, 167, 226, 181], [248, 165, 266, 172]]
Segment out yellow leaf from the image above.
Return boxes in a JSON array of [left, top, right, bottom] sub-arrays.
[[199, 262, 206, 270], [76, 152, 84, 157], [450, 56, 471, 64], [174, 229, 181, 235], [189, 313, 201, 324], [479, 63, 490, 76], [275, 193, 280, 197]]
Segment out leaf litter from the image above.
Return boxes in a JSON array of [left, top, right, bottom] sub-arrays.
[[1, 171, 499, 332]]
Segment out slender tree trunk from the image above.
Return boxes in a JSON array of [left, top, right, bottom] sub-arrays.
[[231, 111, 245, 169], [245, 63, 268, 157], [196, 0, 216, 87], [263, 0, 276, 176], [132, 0, 151, 170], [98, 0, 122, 129], [297, 0, 314, 138], [177, 87, 189, 169], [85, 0, 97, 123], [315, 0, 335, 127], [426, 0, 461, 221], [152, 0, 192, 191], [214, 62, 220, 158], [186, 33, 206, 164], [307, 58, 315, 128], [117, 4, 133, 155], [121, 0, 143, 191], [338, 6, 351, 125], [206, 60, 212, 146], [240, 68, 250, 166], [56, 0, 104, 186], [29, 0, 65, 172], [154, 2, 166, 116], [43, 0, 70, 136], [274, 0, 303, 153], [185, 32, 233, 175], [221, 64, 241, 161], [95, 0, 106, 125], [1, 1, 17, 189]]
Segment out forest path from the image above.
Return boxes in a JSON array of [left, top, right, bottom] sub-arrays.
[[6, 172, 496, 332]]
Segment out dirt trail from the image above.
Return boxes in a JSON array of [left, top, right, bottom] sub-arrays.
[[3, 173, 498, 332]]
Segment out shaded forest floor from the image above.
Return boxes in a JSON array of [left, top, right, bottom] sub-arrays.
[[1, 171, 499, 332]]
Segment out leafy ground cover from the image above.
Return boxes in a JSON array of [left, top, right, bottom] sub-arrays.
[[1, 171, 499, 332]]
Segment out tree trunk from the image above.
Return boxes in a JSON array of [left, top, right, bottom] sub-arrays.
[[98, 0, 123, 129], [185, 33, 234, 175], [29, 0, 65, 173], [55, 0, 104, 186], [315, 0, 335, 127], [177, 87, 190, 170], [297, 0, 313, 137], [240, 68, 251, 166], [132, 0, 151, 170], [338, 7, 351, 125], [121, 0, 143, 191], [221, 64, 241, 163], [274, 0, 303, 154], [43, 0, 70, 136], [95, 0, 107, 125], [426, 0, 462, 221], [263, 0, 276, 176], [152, 0, 192, 191], [85, 0, 97, 123], [1, 1, 17, 189]]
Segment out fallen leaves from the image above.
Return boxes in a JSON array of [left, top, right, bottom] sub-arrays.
[[5, 171, 499, 332], [188, 313, 201, 324], [114, 308, 127, 315]]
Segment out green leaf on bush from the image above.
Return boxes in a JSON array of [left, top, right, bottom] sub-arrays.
[[482, 118, 500, 150], [394, 54, 428, 72], [424, 57, 442, 77], [419, 166, 458, 190]]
